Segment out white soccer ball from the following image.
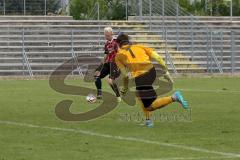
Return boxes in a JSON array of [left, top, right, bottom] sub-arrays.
[[86, 94, 96, 103]]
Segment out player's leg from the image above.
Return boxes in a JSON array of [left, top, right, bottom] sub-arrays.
[[136, 84, 157, 127], [94, 64, 103, 99], [143, 70, 188, 111], [108, 62, 121, 101], [146, 91, 188, 111], [147, 96, 174, 111], [94, 63, 108, 99], [135, 67, 188, 127], [135, 68, 157, 127], [107, 78, 121, 101], [137, 97, 152, 127]]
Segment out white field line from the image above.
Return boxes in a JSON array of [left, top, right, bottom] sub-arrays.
[[175, 88, 240, 94], [0, 120, 240, 158], [137, 156, 239, 160]]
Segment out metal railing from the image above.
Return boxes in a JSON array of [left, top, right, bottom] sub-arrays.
[[163, 27, 177, 74], [206, 29, 224, 73], [0, 0, 67, 15], [87, 2, 101, 47], [88, 2, 100, 21], [16, 26, 238, 76], [128, 0, 237, 18], [127, 0, 240, 73], [231, 31, 237, 74], [70, 29, 84, 77], [0, 15, 238, 76], [22, 28, 33, 77]]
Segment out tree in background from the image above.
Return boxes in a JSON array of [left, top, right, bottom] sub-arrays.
[[179, 0, 239, 16], [25, 0, 44, 15], [216, 0, 230, 16], [105, 0, 125, 20], [1, 0, 240, 17], [1, 0, 61, 15], [233, 0, 240, 16], [70, 0, 125, 20], [70, 0, 92, 19], [47, 0, 61, 15], [5, 0, 23, 15]]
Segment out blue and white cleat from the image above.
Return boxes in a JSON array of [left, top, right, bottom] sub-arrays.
[[173, 91, 189, 109], [145, 119, 154, 128]]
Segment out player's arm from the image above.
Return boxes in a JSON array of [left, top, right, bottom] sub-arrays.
[[146, 48, 174, 84], [102, 44, 109, 63], [151, 51, 174, 83], [150, 51, 168, 73], [115, 55, 129, 95], [102, 54, 108, 63], [141, 46, 168, 72]]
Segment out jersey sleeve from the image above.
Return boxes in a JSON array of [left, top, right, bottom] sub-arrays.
[[150, 51, 168, 73], [142, 46, 168, 73]]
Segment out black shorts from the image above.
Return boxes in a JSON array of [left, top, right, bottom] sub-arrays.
[[135, 67, 157, 108], [95, 62, 120, 79]]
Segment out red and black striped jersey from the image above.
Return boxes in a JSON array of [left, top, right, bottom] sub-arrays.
[[104, 38, 119, 62]]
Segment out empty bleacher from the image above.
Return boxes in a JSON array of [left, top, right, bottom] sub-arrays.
[[129, 16, 240, 73], [0, 15, 239, 76]]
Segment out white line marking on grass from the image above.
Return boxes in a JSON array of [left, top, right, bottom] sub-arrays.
[[137, 156, 239, 160], [1, 120, 240, 158], [176, 88, 240, 94]]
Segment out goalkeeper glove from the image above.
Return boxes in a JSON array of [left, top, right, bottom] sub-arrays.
[[121, 76, 129, 96], [163, 71, 174, 84], [120, 87, 128, 96]]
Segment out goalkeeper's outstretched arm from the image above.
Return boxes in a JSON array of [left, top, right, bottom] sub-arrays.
[[150, 51, 168, 73], [150, 51, 174, 84]]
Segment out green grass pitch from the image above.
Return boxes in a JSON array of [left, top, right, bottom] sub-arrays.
[[0, 77, 240, 160]]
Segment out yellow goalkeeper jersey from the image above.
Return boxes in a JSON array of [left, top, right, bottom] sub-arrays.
[[115, 44, 168, 78]]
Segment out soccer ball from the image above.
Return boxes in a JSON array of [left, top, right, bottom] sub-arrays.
[[86, 94, 96, 103]]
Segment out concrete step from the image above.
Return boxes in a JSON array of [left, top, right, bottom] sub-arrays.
[[0, 45, 180, 52], [0, 55, 194, 64], [0, 30, 160, 35], [0, 24, 149, 29], [0, 20, 146, 25], [0, 16, 73, 20], [1, 40, 238, 47], [0, 39, 166, 46], [150, 25, 236, 29], [128, 16, 240, 21], [0, 17, 239, 75], [0, 67, 207, 76], [1, 61, 230, 68], [0, 36, 162, 42], [0, 50, 239, 58]]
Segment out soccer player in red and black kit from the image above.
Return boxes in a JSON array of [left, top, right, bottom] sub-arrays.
[[94, 27, 121, 102]]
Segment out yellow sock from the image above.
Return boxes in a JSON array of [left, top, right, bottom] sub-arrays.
[[141, 104, 152, 120], [151, 96, 173, 110], [137, 97, 151, 120]]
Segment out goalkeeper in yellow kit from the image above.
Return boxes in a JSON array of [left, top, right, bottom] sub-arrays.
[[115, 32, 188, 127]]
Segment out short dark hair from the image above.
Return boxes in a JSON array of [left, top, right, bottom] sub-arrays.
[[116, 32, 130, 46]]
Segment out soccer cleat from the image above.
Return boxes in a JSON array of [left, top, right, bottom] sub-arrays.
[[145, 119, 154, 128], [117, 97, 122, 102], [97, 89, 102, 99], [173, 91, 189, 109], [97, 94, 103, 100]]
